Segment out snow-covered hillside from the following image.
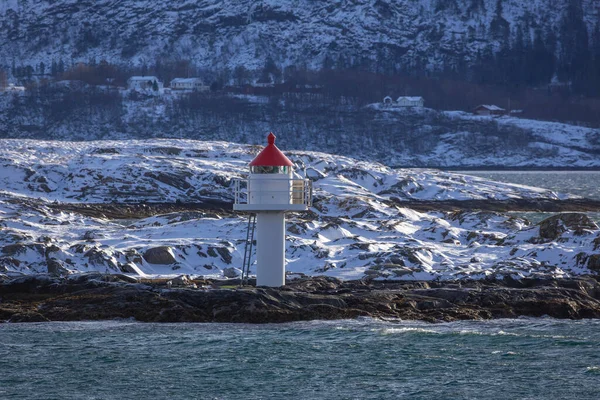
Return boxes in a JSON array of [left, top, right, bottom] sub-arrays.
[[0, 139, 572, 203], [1, 139, 598, 281], [0, 0, 597, 73]]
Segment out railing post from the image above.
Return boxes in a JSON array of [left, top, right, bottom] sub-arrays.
[[234, 179, 239, 204]]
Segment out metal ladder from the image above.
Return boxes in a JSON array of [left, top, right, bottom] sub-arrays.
[[241, 213, 256, 286]]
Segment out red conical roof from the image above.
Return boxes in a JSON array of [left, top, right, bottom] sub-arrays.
[[249, 132, 293, 167]]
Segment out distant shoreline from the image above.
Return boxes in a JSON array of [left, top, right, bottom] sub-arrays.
[[44, 199, 600, 220], [394, 167, 600, 171], [387, 198, 600, 213]]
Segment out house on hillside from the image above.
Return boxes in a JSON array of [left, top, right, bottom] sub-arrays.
[[396, 96, 425, 107], [383, 96, 393, 105], [473, 104, 506, 116], [170, 78, 209, 91], [4, 83, 25, 92], [127, 76, 163, 91]]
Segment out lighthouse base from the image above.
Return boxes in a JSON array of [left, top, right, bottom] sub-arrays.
[[256, 211, 286, 287]]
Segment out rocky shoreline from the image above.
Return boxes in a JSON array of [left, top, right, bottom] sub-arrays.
[[45, 198, 600, 219], [2, 274, 600, 324]]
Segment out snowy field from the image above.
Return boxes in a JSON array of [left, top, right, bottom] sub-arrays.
[[0, 139, 598, 281]]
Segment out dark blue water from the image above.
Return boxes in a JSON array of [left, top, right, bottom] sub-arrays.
[[1, 319, 599, 399]]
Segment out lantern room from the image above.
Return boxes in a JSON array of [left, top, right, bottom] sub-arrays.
[[234, 133, 312, 211]]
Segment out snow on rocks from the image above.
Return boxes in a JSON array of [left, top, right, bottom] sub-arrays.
[[0, 139, 598, 281]]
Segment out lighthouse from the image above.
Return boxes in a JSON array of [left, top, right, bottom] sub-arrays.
[[233, 133, 312, 287]]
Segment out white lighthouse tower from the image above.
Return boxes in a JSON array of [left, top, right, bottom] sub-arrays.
[[233, 133, 312, 287]]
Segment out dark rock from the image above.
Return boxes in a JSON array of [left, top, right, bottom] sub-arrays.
[[223, 267, 242, 278], [113, 274, 139, 284], [84, 248, 118, 270], [147, 146, 182, 156], [9, 312, 49, 323], [120, 263, 139, 274], [93, 147, 120, 155], [2, 276, 600, 324], [0, 257, 20, 269], [83, 230, 103, 241], [169, 275, 192, 287], [67, 272, 105, 284], [70, 244, 90, 254], [215, 247, 232, 264], [593, 236, 600, 251], [350, 242, 372, 251], [442, 238, 459, 245], [42, 183, 55, 193], [47, 258, 69, 276], [538, 213, 598, 240], [2, 244, 28, 256], [143, 246, 176, 264], [143, 171, 191, 190], [45, 245, 60, 256], [588, 254, 600, 272], [288, 225, 300, 234]]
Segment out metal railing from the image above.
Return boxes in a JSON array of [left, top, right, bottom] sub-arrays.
[[234, 179, 312, 207]]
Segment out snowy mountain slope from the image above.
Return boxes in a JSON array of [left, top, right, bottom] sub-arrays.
[[0, 0, 598, 72], [1, 138, 598, 281]]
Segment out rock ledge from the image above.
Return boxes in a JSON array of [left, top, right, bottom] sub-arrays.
[[2, 274, 600, 323]]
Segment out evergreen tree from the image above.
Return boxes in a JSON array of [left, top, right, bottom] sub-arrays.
[[509, 26, 526, 85], [557, 0, 590, 92], [260, 56, 280, 83], [490, 0, 510, 44], [590, 23, 600, 95], [435, 0, 459, 14], [466, 0, 485, 17], [57, 59, 65, 75], [25, 65, 33, 80], [233, 65, 249, 86], [531, 28, 554, 85]]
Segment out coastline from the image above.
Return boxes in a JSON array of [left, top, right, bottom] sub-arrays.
[[46, 198, 600, 220], [2, 274, 600, 324]]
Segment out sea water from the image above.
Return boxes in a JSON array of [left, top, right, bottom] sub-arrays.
[[1, 319, 599, 399], [452, 170, 600, 200]]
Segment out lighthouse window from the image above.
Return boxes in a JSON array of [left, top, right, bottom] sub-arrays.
[[250, 166, 290, 174]]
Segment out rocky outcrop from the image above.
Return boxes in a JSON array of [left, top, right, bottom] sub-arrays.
[[143, 246, 176, 265], [538, 213, 598, 240], [2, 275, 600, 323], [222, 267, 242, 278], [588, 255, 600, 272]]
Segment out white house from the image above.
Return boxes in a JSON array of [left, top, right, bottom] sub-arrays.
[[127, 76, 163, 91], [4, 83, 25, 92], [473, 104, 506, 116], [170, 78, 209, 91], [396, 96, 425, 107]]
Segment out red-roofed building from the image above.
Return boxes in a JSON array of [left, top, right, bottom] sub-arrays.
[[473, 104, 506, 116]]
